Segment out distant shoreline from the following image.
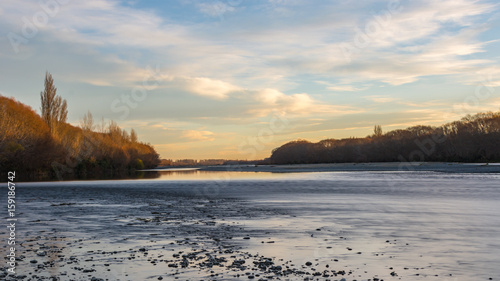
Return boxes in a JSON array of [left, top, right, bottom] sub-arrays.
[[197, 162, 500, 173], [14, 162, 500, 183]]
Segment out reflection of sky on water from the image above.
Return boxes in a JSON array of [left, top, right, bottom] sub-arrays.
[[151, 169, 293, 181], [9, 171, 500, 280]]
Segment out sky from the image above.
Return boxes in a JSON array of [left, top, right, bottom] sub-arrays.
[[1, 0, 500, 160]]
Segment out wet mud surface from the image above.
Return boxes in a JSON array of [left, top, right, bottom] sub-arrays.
[[1, 172, 500, 280]]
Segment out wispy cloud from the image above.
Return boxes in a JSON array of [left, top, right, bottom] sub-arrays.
[[365, 95, 397, 103], [181, 129, 215, 142], [1, 0, 499, 159], [249, 88, 358, 116], [182, 77, 241, 99], [196, 1, 236, 17]]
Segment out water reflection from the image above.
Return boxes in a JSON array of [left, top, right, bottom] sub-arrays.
[[146, 168, 284, 181]]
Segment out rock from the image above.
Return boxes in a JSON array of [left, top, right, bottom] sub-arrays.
[[36, 251, 46, 256], [305, 261, 312, 266]]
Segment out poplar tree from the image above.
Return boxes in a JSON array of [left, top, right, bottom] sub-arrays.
[[373, 125, 383, 137], [40, 71, 67, 135]]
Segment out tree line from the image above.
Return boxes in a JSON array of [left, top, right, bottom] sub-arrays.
[[0, 72, 160, 181], [158, 159, 261, 167], [270, 111, 500, 164]]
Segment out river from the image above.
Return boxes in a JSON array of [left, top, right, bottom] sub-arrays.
[[1, 169, 499, 280]]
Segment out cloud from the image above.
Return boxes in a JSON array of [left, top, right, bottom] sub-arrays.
[[315, 80, 369, 92], [483, 80, 500, 87], [461, 66, 500, 87], [344, 0, 495, 49], [397, 100, 447, 108], [337, 30, 492, 86], [450, 97, 500, 118], [181, 130, 215, 141], [3, 0, 495, 92], [365, 95, 397, 103], [1, 0, 190, 49], [196, 1, 236, 17], [327, 0, 496, 85], [2, 0, 500, 161], [249, 88, 360, 117], [157, 76, 360, 118], [327, 85, 361, 92], [182, 77, 241, 99]]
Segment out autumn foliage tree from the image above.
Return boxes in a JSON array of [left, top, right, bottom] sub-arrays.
[[1, 72, 160, 180], [0, 95, 62, 177]]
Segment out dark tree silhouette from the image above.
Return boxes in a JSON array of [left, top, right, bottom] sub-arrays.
[[270, 111, 500, 164], [373, 125, 383, 137]]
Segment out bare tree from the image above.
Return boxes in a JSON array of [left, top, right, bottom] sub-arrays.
[[130, 128, 138, 143], [97, 117, 107, 133], [40, 72, 68, 134], [373, 125, 383, 137], [108, 120, 123, 142], [80, 110, 94, 131]]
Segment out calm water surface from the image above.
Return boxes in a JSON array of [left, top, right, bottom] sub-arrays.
[[5, 170, 500, 280]]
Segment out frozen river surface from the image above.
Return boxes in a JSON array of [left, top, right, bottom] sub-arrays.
[[1, 170, 499, 280]]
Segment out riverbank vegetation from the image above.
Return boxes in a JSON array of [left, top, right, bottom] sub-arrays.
[[270, 111, 500, 164], [0, 72, 159, 181]]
